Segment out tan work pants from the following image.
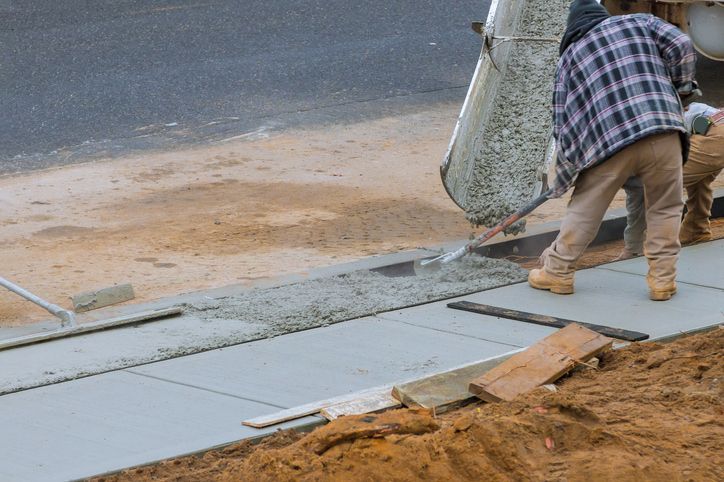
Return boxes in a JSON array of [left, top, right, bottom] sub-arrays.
[[543, 132, 683, 287], [681, 124, 724, 238]]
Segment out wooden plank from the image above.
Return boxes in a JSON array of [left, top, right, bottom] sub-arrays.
[[448, 300, 649, 341], [320, 391, 401, 421], [243, 385, 396, 428], [244, 350, 525, 427], [0, 307, 183, 351], [391, 350, 522, 412], [469, 323, 612, 402]]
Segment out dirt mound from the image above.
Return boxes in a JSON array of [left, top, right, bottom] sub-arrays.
[[97, 327, 724, 482]]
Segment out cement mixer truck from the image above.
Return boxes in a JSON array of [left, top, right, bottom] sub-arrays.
[[602, 1, 724, 61]]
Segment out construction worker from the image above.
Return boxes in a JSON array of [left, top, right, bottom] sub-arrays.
[[528, 0, 698, 301], [620, 102, 724, 259]]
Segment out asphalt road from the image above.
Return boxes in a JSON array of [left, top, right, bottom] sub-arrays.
[[0, 0, 486, 173]]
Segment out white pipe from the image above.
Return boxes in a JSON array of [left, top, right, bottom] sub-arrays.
[[0, 276, 76, 327]]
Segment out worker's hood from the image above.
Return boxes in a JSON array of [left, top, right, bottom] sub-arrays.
[[559, 0, 610, 55]]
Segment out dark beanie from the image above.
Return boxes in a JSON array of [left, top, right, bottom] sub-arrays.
[[559, 0, 611, 55]]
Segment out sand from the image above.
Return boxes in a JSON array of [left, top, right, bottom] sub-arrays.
[[97, 327, 724, 482], [189, 255, 527, 337], [464, 0, 569, 231]]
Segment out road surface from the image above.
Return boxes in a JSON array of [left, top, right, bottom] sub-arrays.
[[0, 0, 486, 173]]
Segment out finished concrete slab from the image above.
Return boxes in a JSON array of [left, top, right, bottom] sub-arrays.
[[459, 269, 723, 340], [129, 316, 516, 409], [0, 370, 318, 482], [600, 239, 723, 290], [0, 313, 263, 395]]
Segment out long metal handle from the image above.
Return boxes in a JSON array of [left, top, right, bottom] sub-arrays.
[[0, 276, 76, 327], [422, 189, 553, 266]]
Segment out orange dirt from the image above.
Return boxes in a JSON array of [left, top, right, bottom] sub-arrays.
[[98, 327, 724, 482]]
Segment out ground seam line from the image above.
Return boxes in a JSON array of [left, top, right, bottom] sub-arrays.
[[594, 267, 724, 291], [374, 315, 525, 349], [122, 369, 289, 409]]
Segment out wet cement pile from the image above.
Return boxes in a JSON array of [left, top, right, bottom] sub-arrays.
[[465, 0, 569, 231], [188, 256, 527, 337], [100, 327, 724, 482]]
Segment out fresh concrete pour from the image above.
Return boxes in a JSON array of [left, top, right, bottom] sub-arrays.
[[189, 256, 527, 337], [464, 0, 569, 231]]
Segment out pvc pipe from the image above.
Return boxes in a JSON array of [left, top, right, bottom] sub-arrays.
[[0, 276, 76, 327]]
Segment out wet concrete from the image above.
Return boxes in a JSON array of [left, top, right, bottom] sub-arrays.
[[464, 0, 568, 231], [189, 256, 528, 335]]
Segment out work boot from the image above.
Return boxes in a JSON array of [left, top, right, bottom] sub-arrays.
[[647, 277, 677, 301], [528, 268, 574, 295], [615, 247, 641, 261], [679, 230, 712, 246]]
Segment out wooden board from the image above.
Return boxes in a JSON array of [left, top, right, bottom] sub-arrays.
[[391, 350, 522, 412], [320, 391, 401, 421], [448, 300, 649, 341], [243, 385, 395, 428], [244, 350, 524, 427], [469, 323, 612, 402]]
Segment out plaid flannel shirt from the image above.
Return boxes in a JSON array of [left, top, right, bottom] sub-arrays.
[[550, 14, 697, 197]]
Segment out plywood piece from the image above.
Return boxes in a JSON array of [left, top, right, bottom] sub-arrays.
[[391, 350, 521, 412], [320, 390, 400, 421], [469, 324, 612, 402]]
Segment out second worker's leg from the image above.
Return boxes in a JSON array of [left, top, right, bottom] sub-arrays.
[[680, 126, 724, 243], [622, 177, 646, 257]]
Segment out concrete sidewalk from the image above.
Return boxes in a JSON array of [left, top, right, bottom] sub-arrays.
[[0, 240, 721, 481]]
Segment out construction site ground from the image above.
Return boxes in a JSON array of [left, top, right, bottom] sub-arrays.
[[2, 92, 723, 482], [5, 100, 721, 329], [99, 326, 724, 482], [1, 239, 722, 481]]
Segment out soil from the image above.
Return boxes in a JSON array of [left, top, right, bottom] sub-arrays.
[[96, 327, 724, 482]]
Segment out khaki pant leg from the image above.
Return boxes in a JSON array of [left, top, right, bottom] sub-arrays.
[[634, 133, 684, 287], [681, 125, 724, 236], [544, 142, 637, 279]]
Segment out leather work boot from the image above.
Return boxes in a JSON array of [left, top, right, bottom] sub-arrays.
[[647, 277, 677, 301], [528, 268, 574, 295], [615, 248, 642, 261], [680, 231, 712, 246]]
